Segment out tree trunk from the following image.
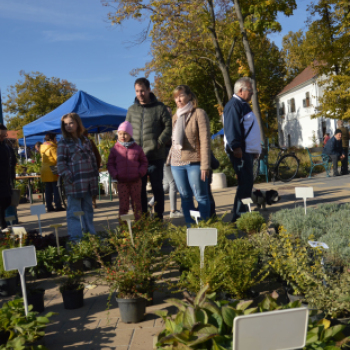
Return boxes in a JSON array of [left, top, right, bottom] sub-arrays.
[[232, 0, 266, 145]]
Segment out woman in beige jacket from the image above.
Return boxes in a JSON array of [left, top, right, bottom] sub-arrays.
[[169, 85, 211, 226]]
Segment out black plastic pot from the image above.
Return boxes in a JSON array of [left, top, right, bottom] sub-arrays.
[[28, 289, 45, 313], [116, 297, 146, 323], [0, 276, 18, 297], [61, 287, 84, 309]]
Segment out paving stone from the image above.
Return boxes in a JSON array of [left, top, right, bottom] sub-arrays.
[[129, 327, 162, 350], [90, 327, 134, 347]]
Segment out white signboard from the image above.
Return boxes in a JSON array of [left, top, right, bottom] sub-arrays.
[[308, 241, 329, 249], [189, 210, 201, 225], [233, 308, 309, 350], [120, 213, 135, 246], [187, 228, 217, 286], [295, 187, 314, 215], [2, 246, 37, 316], [30, 204, 46, 236], [242, 198, 253, 213], [50, 224, 63, 254]]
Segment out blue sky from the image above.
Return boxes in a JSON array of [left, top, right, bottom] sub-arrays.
[[0, 0, 311, 119]]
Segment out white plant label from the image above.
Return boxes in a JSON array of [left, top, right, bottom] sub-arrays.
[[187, 228, 217, 286], [189, 210, 201, 225], [50, 224, 63, 254], [295, 187, 314, 215], [308, 241, 329, 249], [12, 227, 27, 247], [233, 308, 308, 350], [30, 204, 46, 236], [74, 211, 85, 232], [2, 246, 37, 316], [120, 213, 135, 246], [242, 198, 253, 213]]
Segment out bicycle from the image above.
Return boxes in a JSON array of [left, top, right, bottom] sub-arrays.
[[253, 145, 300, 183]]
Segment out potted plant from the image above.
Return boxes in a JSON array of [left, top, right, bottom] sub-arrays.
[[57, 266, 85, 309], [94, 219, 166, 323], [0, 298, 55, 348]]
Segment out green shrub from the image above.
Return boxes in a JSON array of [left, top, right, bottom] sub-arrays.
[[236, 212, 266, 234]]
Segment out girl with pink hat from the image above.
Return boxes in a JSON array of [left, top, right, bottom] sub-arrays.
[[107, 121, 148, 221]]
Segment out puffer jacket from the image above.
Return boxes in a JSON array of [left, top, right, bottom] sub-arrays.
[[40, 141, 58, 182], [0, 141, 16, 198], [107, 141, 148, 183], [126, 93, 172, 161], [57, 137, 99, 198]]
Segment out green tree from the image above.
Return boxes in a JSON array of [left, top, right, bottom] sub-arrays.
[[4, 71, 77, 133]]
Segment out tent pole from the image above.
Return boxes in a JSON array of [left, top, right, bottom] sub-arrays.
[[24, 136, 28, 162]]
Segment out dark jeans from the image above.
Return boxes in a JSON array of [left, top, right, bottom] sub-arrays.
[[45, 181, 62, 211], [141, 159, 165, 220], [341, 147, 349, 174], [0, 197, 11, 229], [330, 155, 341, 175], [228, 152, 254, 222], [208, 172, 216, 217]]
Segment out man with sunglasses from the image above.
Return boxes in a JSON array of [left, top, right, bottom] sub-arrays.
[[223, 77, 261, 223]]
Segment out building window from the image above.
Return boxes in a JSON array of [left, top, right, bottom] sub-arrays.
[[289, 98, 296, 113], [303, 92, 310, 108], [279, 102, 285, 116]]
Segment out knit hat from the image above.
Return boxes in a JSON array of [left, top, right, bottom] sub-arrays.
[[335, 129, 342, 135], [118, 121, 133, 137]]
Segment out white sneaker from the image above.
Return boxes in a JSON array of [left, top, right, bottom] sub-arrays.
[[170, 211, 184, 218]]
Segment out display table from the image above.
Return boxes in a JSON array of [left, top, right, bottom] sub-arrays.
[[15, 175, 44, 205]]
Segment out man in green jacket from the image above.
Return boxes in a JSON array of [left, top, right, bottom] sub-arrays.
[[126, 78, 172, 220]]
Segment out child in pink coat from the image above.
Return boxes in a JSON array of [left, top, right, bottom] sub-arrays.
[[107, 121, 148, 220]]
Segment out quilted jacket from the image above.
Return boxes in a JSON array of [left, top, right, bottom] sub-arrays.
[[57, 136, 99, 198], [107, 141, 148, 183], [126, 93, 172, 161]]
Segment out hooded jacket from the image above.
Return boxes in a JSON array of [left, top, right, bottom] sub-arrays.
[[126, 93, 172, 161], [40, 141, 58, 182], [107, 141, 148, 183]]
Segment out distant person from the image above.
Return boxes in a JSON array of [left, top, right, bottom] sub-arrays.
[[107, 121, 148, 221], [323, 133, 330, 146], [57, 113, 99, 240], [35, 142, 42, 153], [83, 130, 102, 209], [337, 120, 349, 175], [169, 85, 211, 226], [40, 133, 64, 212], [148, 106, 184, 219], [323, 129, 345, 177], [126, 77, 172, 220], [223, 77, 261, 223], [0, 124, 17, 231]]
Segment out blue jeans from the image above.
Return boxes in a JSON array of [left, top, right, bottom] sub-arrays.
[[171, 163, 210, 226], [66, 193, 96, 240], [228, 152, 254, 222], [44, 181, 62, 211]]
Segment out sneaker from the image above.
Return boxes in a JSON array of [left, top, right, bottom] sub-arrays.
[[170, 210, 184, 218], [55, 207, 66, 212]]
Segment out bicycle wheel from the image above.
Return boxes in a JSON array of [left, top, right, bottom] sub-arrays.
[[277, 154, 299, 182], [253, 158, 260, 182], [57, 176, 67, 208]]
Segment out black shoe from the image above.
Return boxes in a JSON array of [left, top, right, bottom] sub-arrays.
[[333, 173, 341, 177], [55, 208, 65, 212], [47, 209, 55, 213]]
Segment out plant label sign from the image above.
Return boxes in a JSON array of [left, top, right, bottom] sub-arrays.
[[30, 204, 46, 236], [12, 226, 27, 247], [120, 213, 135, 246], [242, 198, 253, 213], [2, 246, 37, 317], [295, 187, 314, 215], [50, 224, 63, 254], [187, 228, 217, 286], [308, 241, 329, 249], [233, 308, 308, 350], [74, 211, 85, 232], [189, 210, 201, 225]]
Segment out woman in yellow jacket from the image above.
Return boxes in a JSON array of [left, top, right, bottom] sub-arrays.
[[40, 133, 64, 212]]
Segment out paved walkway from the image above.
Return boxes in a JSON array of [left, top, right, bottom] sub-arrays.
[[3, 172, 350, 349]]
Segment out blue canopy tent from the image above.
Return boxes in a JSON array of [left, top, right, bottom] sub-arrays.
[[211, 128, 224, 139], [18, 135, 62, 147], [23, 90, 127, 138]]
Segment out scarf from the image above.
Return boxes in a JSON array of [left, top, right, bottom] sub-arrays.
[[118, 140, 135, 148], [173, 101, 193, 150]]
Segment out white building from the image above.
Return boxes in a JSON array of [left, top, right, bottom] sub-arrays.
[[276, 65, 338, 148]]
